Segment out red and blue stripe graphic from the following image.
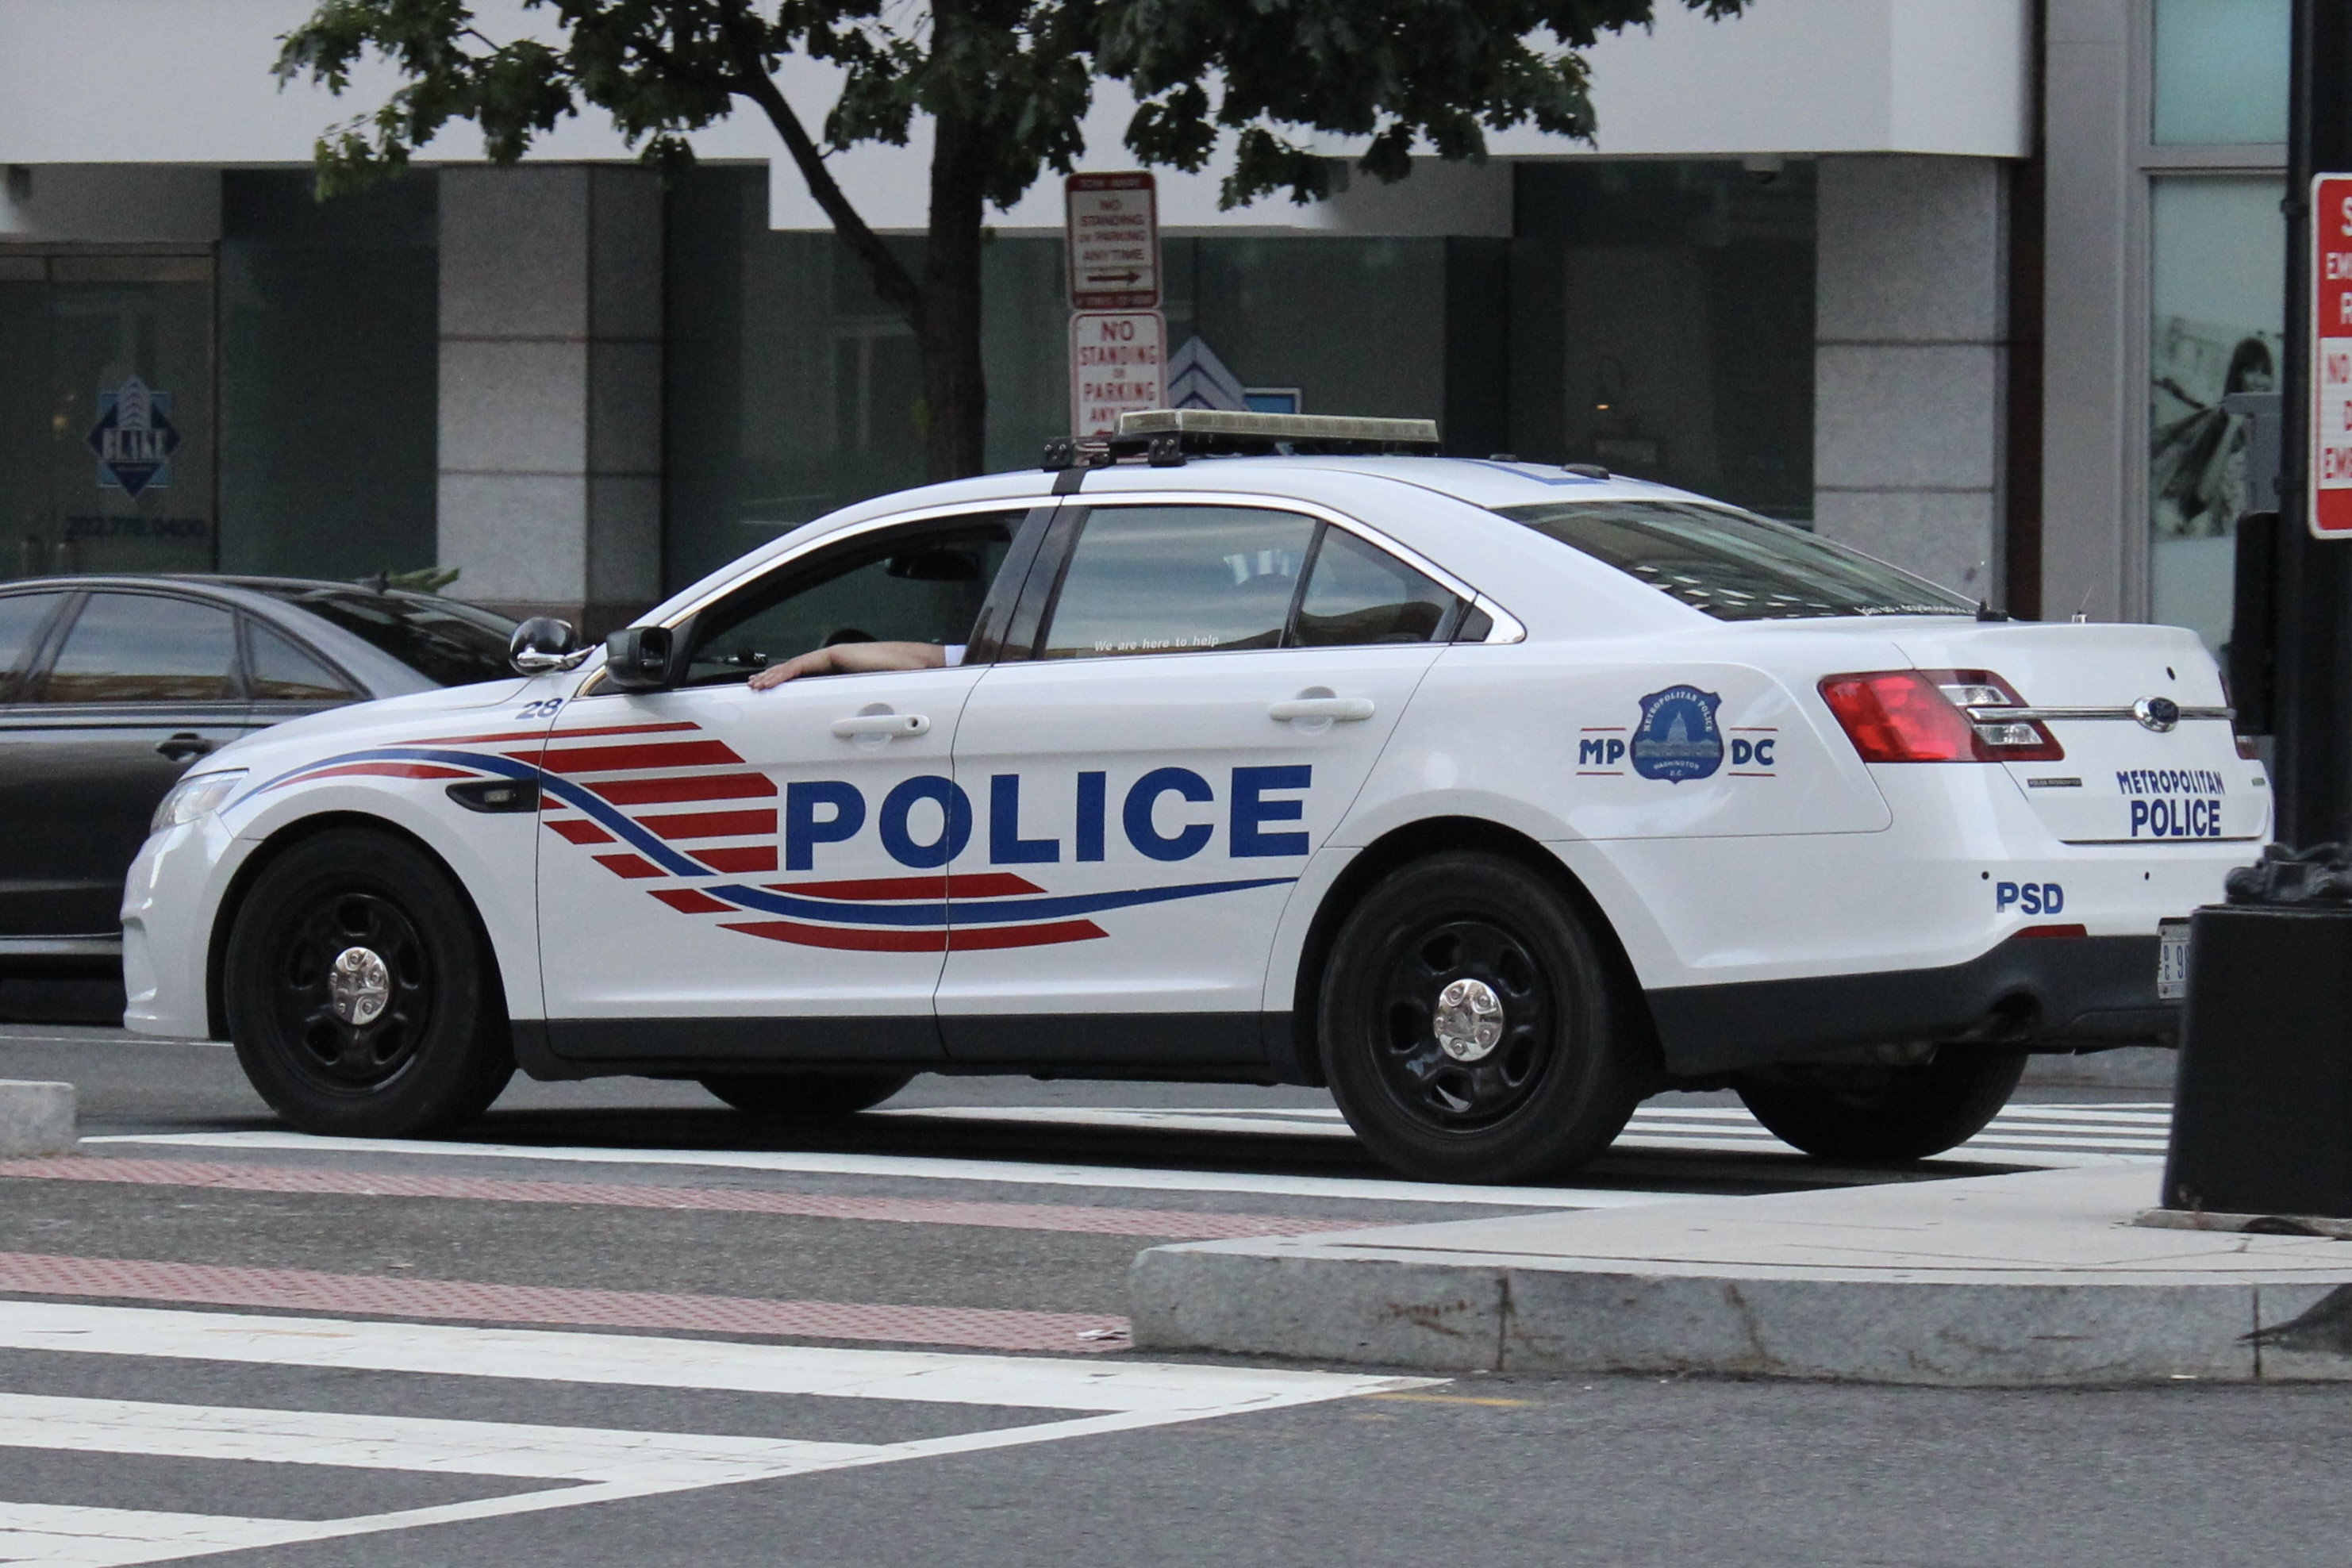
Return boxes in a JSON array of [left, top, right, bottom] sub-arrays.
[[240, 721, 1293, 951]]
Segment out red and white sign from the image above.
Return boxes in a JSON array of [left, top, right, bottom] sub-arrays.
[[1070, 309, 1166, 437], [2313, 174, 2352, 536], [1066, 172, 1159, 309]]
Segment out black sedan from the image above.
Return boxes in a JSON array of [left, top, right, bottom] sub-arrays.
[[0, 576, 518, 977]]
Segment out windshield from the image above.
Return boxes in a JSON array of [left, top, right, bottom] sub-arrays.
[[250, 586, 518, 686], [1497, 501, 1974, 621]]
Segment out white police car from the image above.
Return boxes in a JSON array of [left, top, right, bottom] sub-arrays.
[[121, 410, 2264, 1182]]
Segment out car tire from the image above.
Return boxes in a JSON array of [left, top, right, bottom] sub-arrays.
[[1731, 1048, 2029, 1163], [699, 1072, 913, 1119], [224, 828, 514, 1137], [1320, 851, 1646, 1184]]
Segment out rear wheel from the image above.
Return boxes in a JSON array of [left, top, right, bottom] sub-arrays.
[[699, 1072, 913, 1119], [1732, 1048, 2028, 1163], [225, 829, 513, 1137], [1320, 851, 1644, 1184]]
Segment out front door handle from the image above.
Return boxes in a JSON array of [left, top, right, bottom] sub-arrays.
[[1269, 697, 1374, 723], [831, 713, 931, 740], [156, 732, 217, 762]]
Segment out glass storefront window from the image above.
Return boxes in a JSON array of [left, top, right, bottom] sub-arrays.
[[218, 171, 440, 582], [2149, 175, 2285, 651], [2153, 0, 2291, 146], [1511, 161, 1816, 521], [0, 256, 217, 580]]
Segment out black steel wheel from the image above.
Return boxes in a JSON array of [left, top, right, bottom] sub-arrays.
[[699, 1072, 913, 1119], [1321, 851, 1645, 1183], [1732, 1048, 2029, 1163], [225, 829, 513, 1136]]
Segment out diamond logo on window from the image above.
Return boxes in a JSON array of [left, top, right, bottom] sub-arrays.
[[86, 375, 182, 499]]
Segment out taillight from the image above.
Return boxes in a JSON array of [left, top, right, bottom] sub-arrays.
[[1816, 669, 2064, 763]]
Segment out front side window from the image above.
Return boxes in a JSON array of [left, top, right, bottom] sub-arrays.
[[43, 594, 240, 703], [1500, 500, 1973, 621], [1040, 506, 1317, 659], [682, 514, 1017, 686]]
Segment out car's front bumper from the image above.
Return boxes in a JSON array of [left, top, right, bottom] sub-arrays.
[[120, 817, 245, 1040]]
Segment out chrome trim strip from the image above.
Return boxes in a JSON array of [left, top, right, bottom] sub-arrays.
[[0, 936, 121, 957], [1966, 705, 2234, 723]]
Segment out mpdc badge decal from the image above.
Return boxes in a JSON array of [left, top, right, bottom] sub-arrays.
[[86, 375, 181, 498], [1631, 686, 1724, 782]]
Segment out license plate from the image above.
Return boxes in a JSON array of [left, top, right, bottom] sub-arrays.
[[2158, 918, 2192, 1001]]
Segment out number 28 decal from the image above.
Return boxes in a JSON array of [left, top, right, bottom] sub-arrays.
[[517, 698, 566, 720]]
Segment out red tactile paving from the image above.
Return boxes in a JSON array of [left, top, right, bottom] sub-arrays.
[[0, 1251, 1128, 1354], [0, 1158, 1378, 1239]]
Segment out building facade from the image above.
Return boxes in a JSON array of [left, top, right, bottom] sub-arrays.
[[0, 1, 2282, 655]]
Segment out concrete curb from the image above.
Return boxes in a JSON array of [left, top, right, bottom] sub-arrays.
[[0, 1081, 76, 1155], [1128, 1166, 2352, 1385]]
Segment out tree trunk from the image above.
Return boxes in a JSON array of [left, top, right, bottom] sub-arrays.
[[920, 110, 991, 482]]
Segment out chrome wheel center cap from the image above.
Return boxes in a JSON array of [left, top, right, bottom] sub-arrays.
[[329, 946, 391, 1027], [1434, 978, 1506, 1063]]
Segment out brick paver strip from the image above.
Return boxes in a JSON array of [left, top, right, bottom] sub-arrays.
[[0, 1251, 1130, 1354], [0, 1157, 1375, 1239]]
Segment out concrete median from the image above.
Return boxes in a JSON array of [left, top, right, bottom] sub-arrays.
[[1129, 1163, 2352, 1385], [0, 1081, 75, 1156]]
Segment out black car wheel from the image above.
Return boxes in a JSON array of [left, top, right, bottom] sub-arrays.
[[225, 829, 513, 1136], [1732, 1048, 2029, 1163], [1320, 851, 1645, 1183], [700, 1072, 914, 1119]]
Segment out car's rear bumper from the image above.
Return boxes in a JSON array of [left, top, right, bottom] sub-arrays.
[[1647, 933, 2172, 1076]]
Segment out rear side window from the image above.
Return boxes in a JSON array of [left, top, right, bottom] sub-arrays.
[[247, 621, 358, 702], [0, 593, 63, 700], [1042, 506, 1316, 658], [249, 586, 517, 687], [44, 594, 240, 703], [1499, 500, 1974, 621], [1294, 528, 1458, 647]]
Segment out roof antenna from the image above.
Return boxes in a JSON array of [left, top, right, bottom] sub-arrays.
[[2071, 584, 2093, 624]]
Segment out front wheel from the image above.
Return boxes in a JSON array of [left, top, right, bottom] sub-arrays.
[[1320, 851, 1645, 1184], [700, 1072, 913, 1119], [1732, 1048, 2028, 1163], [224, 828, 513, 1137]]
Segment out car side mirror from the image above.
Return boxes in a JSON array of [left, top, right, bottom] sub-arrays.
[[602, 625, 678, 691], [509, 617, 590, 674]]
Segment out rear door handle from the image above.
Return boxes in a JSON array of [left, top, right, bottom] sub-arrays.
[[156, 732, 216, 762], [1269, 698, 1374, 723], [831, 713, 931, 739]]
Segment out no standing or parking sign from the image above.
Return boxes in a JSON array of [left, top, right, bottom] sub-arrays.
[[2312, 174, 2352, 536]]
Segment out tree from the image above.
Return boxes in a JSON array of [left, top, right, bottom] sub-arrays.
[[279, 0, 1742, 480]]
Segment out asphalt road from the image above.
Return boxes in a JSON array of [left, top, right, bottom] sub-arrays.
[[8, 1024, 2349, 1568]]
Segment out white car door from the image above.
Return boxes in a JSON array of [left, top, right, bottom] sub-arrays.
[[534, 511, 1024, 1066], [937, 499, 1466, 1066]]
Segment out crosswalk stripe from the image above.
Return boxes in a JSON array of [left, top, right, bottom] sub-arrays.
[[0, 1392, 880, 1485], [0, 1158, 1381, 1239], [0, 1252, 1126, 1355], [89, 1132, 1672, 1209], [0, 1301, 1407, 1413], [0, 1301, 1432, 1568]]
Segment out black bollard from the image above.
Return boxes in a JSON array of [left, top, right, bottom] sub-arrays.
[[2162, 844, 2352, 1218]]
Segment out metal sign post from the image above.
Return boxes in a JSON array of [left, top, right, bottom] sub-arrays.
[[1066, 173, 1165, 436], [2267, 0, 2352, 847]]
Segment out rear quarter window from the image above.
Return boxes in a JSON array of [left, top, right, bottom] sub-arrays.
[[1497, 500, 1974, 621]]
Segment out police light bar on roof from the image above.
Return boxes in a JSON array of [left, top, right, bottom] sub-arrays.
[[1043, 409, 1443, 471], [1116, 409, 1440, 450]]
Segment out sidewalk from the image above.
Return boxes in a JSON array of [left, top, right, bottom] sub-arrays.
[[1129, 1163, 2352, 1385]]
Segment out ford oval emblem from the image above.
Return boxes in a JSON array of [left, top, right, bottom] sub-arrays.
[[2134, 696, 2181, 732]]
